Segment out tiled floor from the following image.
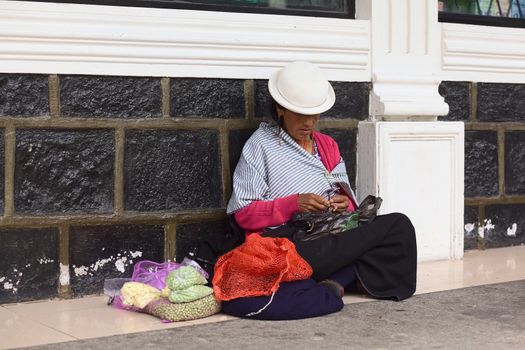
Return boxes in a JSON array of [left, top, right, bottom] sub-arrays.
[[1, 245, 524, 349]]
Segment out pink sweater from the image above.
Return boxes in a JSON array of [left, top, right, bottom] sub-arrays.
[[234, 131, 356, 232]]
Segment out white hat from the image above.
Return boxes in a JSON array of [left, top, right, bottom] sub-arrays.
[[268, 61, 336, 115]]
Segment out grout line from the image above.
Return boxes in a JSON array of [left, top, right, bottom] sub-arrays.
[[218, 127, 231, 207], [161, 77, 171, 119], [0, 118, 258, 130], [0, 209, 227, 227], [317, 120, 359, 129], [165, 223, 177, 261], [4, 125, 15, 217], [463, 122, 525, 131], [114, 127, 125, 216], [58, 223, 72, 298], [497, 126, 505, 197], [244, 79, 254, 120], [470, 82, 477, 122], [464, 195, 525, 205], [48, 75, 60, 119]]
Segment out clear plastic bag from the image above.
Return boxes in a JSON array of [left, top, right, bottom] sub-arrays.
[[105, 258, 209, 309], [103, 277, 131, 297], [103, 278, 131, 306], [131, 261, 181, 290]]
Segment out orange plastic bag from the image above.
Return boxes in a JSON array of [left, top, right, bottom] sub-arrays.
[[212, 234, 312, 301]]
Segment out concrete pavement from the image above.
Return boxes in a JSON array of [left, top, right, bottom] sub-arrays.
[[25, 280, 525, 350]]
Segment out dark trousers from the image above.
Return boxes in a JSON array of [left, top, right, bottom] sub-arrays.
[[293, 213, 417, 300], [221, 278, 343, 320]]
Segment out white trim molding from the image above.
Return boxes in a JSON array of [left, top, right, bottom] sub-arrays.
[[360, 0, 449, 118], [442, 22, 525, 84], [0, 0, 371, 81], [371, 73, 449, 118], [357, 121, 465, 261]]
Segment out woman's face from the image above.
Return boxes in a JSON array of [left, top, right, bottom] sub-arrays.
[[278, 107, 320, 142]]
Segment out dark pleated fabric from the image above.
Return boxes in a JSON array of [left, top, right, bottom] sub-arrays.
[[223, 212, 417, 320], [221, 279, 343, 320], [292, 213, 417, 301]]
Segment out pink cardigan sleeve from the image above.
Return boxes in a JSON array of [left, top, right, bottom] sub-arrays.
[[234, 194, 299, 232], [234, 132, 354, 232]]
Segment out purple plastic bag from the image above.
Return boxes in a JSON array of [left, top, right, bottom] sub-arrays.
[[131, 260, 181, 290], [109, 258, 210, 312], [112, 295, 143, 312], [130, 258, 209, 290]]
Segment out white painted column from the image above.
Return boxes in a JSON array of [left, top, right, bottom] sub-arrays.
[[356, 0, 464, 261], [357, 122, 464, 260]]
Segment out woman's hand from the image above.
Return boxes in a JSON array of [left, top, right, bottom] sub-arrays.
[[329, 195, 350, 213], [298, 193, 330, 212]]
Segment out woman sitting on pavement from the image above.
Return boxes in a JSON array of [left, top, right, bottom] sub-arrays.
[[219, 61, 417, 320]]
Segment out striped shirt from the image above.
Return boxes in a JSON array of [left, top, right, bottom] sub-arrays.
[[227, 122, 356, 214]]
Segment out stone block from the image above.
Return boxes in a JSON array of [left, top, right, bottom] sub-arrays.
[[505, 131, 525, 195], [229, 129, 256, 177], [125, 130, 222, 211], [323, 82, 369, 120], [171, 79, 245, 118], [254, 79, 273, 120], [0, 228, 58, 303], [483, 204, 525, 248], [60, 76, 162, 118], [477, 83, 525, 122], [69, 225, 164, 296], [465, 131, 498, 198], [464, 206, 479, 250], [438, 81, 471, 121], [321, 128, 357, 191], [175, 220, 229, 262], [15, 129, 114, 214], [0, 74, 49, 117], [176, 220, 230, 280]]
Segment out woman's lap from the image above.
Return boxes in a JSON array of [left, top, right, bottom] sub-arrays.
[[221, 213, 417, 320], [293, 212, 417, 300], [221, 279, 343, 320]]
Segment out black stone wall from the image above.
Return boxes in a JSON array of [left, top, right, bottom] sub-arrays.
[[0, 74, 367, 303], [15, 129, 114, 214], [0, 228, 58, 303], [440, 81, 525, 249], [124, 130, 221, 211], [0, 75, 49, 117], [69, 225, 164, 296], [61, 76, 162, 118]]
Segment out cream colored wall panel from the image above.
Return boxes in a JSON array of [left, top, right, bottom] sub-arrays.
[[358, 122, 464, 261]]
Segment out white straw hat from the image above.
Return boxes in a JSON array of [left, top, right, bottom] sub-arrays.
[[268, 61, 336, 115]]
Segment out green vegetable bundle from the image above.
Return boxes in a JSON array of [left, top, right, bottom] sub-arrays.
[[144, 294, 221, 322]]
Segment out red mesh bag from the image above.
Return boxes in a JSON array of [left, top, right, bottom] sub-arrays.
[[212, 234, 312, 301]]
